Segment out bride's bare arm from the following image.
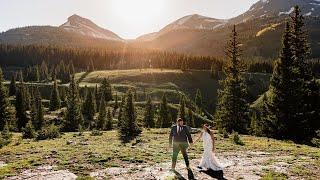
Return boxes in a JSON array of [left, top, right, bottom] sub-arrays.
[[193, 132, 203, 144]]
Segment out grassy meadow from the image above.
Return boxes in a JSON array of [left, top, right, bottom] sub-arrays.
[[0, 129, 319, 179]]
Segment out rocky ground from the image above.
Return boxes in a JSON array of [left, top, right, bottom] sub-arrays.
[[1, 130, 319, 180], [5, 150, 318, 180]]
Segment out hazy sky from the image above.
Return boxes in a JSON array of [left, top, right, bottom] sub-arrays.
[[0, 0, 259, 39]]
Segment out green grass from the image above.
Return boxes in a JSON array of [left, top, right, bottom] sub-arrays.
[[0, 129, 319, 178], [75, 69, 270, 111]]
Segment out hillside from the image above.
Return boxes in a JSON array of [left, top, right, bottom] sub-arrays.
[[0, 129, 319, 179], [75, 69, 271, 111], [134, 16, 320, 58]]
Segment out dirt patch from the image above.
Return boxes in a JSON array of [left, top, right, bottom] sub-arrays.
[[90, 151, 306, 180], [6, 166, 77, 180]]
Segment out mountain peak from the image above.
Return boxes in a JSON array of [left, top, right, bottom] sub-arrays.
[[232, 0, 320, 23], [60, 14, 122, 41]]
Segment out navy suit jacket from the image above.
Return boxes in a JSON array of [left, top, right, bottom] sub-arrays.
[[169, 125, 193, 145]]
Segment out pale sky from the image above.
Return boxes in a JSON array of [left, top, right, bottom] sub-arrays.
[[0, 0, 259, 39]]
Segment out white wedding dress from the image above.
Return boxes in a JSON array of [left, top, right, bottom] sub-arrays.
[[198, 131, 224, 171]]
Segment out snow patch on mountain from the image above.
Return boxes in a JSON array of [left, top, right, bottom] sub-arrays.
[[278, 7, 294, 16]]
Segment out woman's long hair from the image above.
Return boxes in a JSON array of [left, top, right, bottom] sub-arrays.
[[204, 124, 215, 141]]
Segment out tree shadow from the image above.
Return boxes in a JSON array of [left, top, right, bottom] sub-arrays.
[[200, 169, 227, 180]]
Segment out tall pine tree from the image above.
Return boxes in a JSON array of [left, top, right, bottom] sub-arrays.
[[143, 95, 155, 128], [262, 22, 296, 139], [159, 93, 171, 128], [106, 108, 113, 130], [215, 25, 249, 134], [49, 78, 61, 111], [82, 89, 96, 128], [179, 95, 186, 120], [0, 68, 10, 130], [15, 74, 28, 131], [118, 90, 141, 143], [195, 89, 203, 114], [100, 78, 113, 102], [9, 74, 16, 96], [64, 76, 83, 132], [97, 95, 107, 130]]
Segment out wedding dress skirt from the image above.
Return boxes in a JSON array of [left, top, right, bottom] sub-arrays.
[[198, 132, 224, 171]]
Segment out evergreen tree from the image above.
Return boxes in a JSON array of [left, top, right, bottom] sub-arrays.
[[179, 96, 186, 120], [114, 93, 119, 110], [33, 88, 45, 131], [22, 120, 37, 139], [118, 90, 141, 143], [215, 25, 249, 134], [9, 74, 17, 96], [143, 95, 155, 128], [195, 89, 203, 114], [159, 94, 171, 128], [106, 108, 113, 130], [94, 84, 99, 111], [82, 89, 96, 128], [262, 22, 296, 139], [1, 120, 12, 140], [49, 78, 61, 111], [100, 78, 112, 102], [0, 68, 10, 130], [15, 81, 28, 131], [64, 76, 83, 132], [289, 6, 320, 141], [187, 108, 195, 127], [117, 96, 125, 128], [262, 7, 320, 142], [97, 95, 107, 130]]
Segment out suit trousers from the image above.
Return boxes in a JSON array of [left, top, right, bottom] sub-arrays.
[[172, 142, 189, 167]]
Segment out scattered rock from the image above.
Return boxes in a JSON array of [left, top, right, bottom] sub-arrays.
[[80, 141, 89, 145], [7, 165, 77, 180], [66, 140, 76, 145], [0, 161, 7, 168], [89, 151, 303, 180]]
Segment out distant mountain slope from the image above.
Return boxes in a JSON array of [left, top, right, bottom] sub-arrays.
[[231, 0, 320, 23], [135, 0, 320, 58], [134, 16, 320, 58], [60, 14, 123, 41], [0, 15, 124, 48], [137, 14, 227, 41]]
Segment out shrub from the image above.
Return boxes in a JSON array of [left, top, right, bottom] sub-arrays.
[[90, 129, 103, 136], [218, 128, 229, 138], [78, 124, 84, 136], [231, 131, 244, 146], [36, 124, 61, 140], [22, 121, 37, 139], [0, 136, 11, 148], [311, 130, 320, 147], [0, 122, 12, 148]]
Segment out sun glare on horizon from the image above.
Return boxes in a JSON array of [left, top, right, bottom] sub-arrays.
[[107, 0, 166, 38]]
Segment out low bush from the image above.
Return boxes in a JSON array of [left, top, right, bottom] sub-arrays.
[[22, 121, 37, 139], [36, 124, 61, 140], [231, 131, 244, 146], [90, 129, 103, 136]]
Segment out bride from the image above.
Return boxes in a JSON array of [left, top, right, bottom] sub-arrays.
[[194, 124, 224, 171]]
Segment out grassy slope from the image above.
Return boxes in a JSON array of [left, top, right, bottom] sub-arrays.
[[75, 69, 270, 111], [0, 129, 319, 179]]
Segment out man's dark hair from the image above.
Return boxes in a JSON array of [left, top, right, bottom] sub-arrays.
[[177, 118, 183, 122]]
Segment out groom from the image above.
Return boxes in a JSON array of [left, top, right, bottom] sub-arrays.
[[169, 118, 193, 171]]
